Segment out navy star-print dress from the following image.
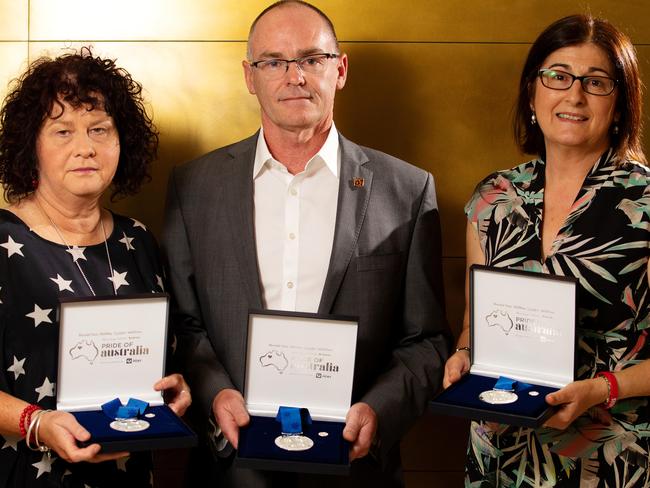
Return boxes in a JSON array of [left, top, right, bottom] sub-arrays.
[[0, 209, 165, 488], [463, 149, 650, 487]]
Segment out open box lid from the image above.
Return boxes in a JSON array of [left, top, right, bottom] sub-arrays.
[[57, 294, 169, 412], [244, 310, 358, 422], [470, 265, 577, 388]]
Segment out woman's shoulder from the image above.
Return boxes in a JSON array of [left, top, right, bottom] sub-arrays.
[[465, 158, 543, 215], [110, 212, 160, 252], [617, 159, 650, 179], [0, 208, 30, 237], [476, 158, 542, 189], [112, 213, 154, 236]]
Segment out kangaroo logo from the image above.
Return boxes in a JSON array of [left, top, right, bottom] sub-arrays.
[[259, 350, 288, 372], [69, 340, 99, 364], [485, 310, 514, 335]]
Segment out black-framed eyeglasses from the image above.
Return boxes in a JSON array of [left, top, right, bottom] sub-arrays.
[[537, 68, 618, 96], [250, 53, 339, 79]]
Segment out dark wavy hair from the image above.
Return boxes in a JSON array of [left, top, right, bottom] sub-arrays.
[[0, 47, 159, 202], [514, 14, 646, 164]]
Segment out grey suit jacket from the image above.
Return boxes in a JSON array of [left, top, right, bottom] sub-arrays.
[[162, 132, 450, 464]]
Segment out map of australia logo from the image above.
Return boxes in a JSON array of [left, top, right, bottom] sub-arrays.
[[259, 350, 288, 372], [485, 309, 514, 335], [69, 340, 99, 364]]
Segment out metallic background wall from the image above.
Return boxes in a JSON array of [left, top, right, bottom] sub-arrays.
[[1, 0, 648, 485]]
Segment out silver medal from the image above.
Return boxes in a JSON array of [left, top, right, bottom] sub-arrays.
[[479, 389, 518, 404], [110, 418, 150, 432], [274, 434, 314, 451]]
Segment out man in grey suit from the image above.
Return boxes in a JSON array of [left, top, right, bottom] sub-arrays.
[[162, 1, 449, 486]]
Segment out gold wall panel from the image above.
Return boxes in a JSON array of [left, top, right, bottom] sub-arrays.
[[331, 0, 650, 43], [29, 41, 259, 234], [0, 0, 28, 40], [0, 43, 29, 103], [337, 42, 526, 257], [28, 1, 650, 43], [30, 0, 269, 41]]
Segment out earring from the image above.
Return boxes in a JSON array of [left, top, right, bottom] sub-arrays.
[[613, 125, 619, 135], [31, 170, 39, 190], [531, 112, 537, 125]]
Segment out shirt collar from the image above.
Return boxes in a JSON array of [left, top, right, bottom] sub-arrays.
[[252, 123, 340, 179]]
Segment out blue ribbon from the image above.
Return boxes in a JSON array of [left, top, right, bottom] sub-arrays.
[[494, 376, 532, 392], [101, 398, 149, 420], [275, 406, 312, 434]]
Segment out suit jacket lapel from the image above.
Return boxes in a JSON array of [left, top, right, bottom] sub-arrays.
[[224, 133, 263, 309], [318, 134, 372, 314]]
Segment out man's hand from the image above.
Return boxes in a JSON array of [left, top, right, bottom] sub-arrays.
[[212, 389, 250, 449], [343, 402, 378, 461], [443, 350, 470, 389], [154, 374, 192, 416]]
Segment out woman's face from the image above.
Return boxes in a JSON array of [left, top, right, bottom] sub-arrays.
[[531, 43, 619, 158], [35, 99, 120, 203]]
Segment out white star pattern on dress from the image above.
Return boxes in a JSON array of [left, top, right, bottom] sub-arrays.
[[1, 435, 19, 451], [132, 218, 147, 230], [7, 355, 26, 380], [119, 232, 135, 251], [35, 376, 55, 402], [50, 274, 74, 292], [32, 452, 54, 478], [66, 246, 87, 262], [26, 304, 53, 327], [108, 270, 129, 291], [156, 274, 165, 291], [1, 235, 24, 257]]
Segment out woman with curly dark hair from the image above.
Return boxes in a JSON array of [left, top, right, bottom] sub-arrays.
[[0, 49, 191, 487]]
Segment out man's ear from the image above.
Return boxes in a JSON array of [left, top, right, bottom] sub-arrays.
[[243, 60, 256, 95], [336, 53, 349, 90]]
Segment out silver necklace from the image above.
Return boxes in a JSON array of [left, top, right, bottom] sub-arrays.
[[35, 200, 117, 296]]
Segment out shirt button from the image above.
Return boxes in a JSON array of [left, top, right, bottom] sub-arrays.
[[287, 282, 294, 289], [289, 233, 296, 240], [290, 188, 297, 196]]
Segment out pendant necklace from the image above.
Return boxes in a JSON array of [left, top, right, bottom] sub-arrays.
[[35, 199, 117, 296]]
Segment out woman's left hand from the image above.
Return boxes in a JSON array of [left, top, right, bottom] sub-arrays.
[[154, 374, 192, 416], [544, 377, 607, 430]]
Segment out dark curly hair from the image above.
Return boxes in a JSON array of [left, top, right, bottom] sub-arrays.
[[514, 14, 645, 164], [0, 47, 159, 202]]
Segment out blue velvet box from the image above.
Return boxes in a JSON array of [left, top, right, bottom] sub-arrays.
[[430, 266, 577, 427], [430, 373, 560, 427], [236, 310, 358, 475], [73, 404, 196, 453], [237, 414, 349, 474], [57, 295, 197, 452]]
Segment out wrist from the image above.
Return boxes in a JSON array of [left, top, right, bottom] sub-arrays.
[[455, 346, 470, 355], [19, 404, 41, 438], [595, 372, 619, 409]]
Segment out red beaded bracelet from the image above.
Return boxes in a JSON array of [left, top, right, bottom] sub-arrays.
[[19, 404, 41, 438], [596, 372, 619, 409]]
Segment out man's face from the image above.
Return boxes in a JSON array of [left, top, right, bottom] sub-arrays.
[[243, 4, 348, 134]]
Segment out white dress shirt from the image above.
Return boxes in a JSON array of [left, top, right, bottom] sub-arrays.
[[253, 125, 340, 313]]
